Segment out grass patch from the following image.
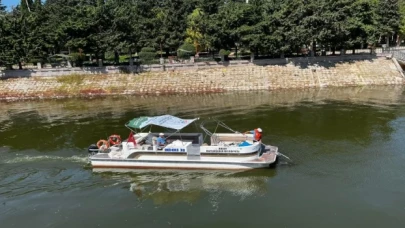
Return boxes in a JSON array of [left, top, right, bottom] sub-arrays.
[[56, 74, 86, 85], [32, 77, 50, 82], [53, 85, 70, 95], [105, 86, 123, 93]]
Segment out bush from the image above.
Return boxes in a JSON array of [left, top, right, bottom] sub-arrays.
[[105, 51, 115, 61], [177, 43, 196, 59], [219, 49, 231, 56], [139, 47, 156, 64], [120, 55, 130, 62], [70, 52, 86, 67]]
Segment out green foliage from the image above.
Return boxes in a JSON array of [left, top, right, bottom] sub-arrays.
[[400, 0, 405, 37], [20, 0, 33, 13], [29, 57, 44, 65], [152, 0, 196, 53], [219, 49, 231, 56], [139, 47, 156, 64], [1, 0, 405, 68], [185, 8, 206, 52], [0, 1, 6, 66], [56, 74, 85, 85], [70, 51, 86, 67], [376, 0, 400, 45], [177, 42, 196, 59], [376, 0, 400, 34]]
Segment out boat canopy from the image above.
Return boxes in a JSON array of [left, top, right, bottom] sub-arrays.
[[125, 115, 199, 130]]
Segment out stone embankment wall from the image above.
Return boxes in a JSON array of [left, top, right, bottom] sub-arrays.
[[0, 56, 404, 100]]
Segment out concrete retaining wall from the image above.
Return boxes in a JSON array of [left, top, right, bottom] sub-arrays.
[[1, 54, 383, 78], [0, 56, 404, 100]]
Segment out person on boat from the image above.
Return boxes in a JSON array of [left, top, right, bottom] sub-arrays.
[[244, 128, 263, 142], [157, 133, 166, 147]]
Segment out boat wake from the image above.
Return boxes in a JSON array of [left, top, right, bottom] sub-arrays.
[[2, 154, 89, 164]]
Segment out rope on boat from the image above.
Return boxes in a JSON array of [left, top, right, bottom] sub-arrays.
[[200, 118, 239, 144], [214, 122, 220, 134], [200, 118, 238, 135], [214, 119, 238, 133], [200, 121, 213, 136], [276, 151, 293, 162]]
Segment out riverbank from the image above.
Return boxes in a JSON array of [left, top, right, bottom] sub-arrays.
[[1, 56, 404, 101]]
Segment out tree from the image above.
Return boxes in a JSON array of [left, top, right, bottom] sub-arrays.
[[43, 0, 81, 55], [106, 0, 140, 65], [153, 0, 196, 56], [205, 1, 250, 52], [0, 0, 7, 66], [26, 1, 55, 64], [376, 0, 400, 46], [185, 8, 205, 54], [235, 0, 268, 56], [20, 0, 33, 13], [346, 0, 378, 50], [139, 47, 156, 64], [0, 0, 403, 68], [63, 1, 111, 63], [0, 8, 26, 69], [398, 0, 405, 44], [33, 0, 41, 10], [177, 42, 196, 59]]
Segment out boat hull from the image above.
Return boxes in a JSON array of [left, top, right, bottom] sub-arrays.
[[91, 160, 275, 170], [90, 148, 278, 171]]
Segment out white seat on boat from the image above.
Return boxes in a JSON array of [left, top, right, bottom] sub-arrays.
[[172, 140, 183, 146], [110, 145, 121, 151], [109, 151, 123, 159], [127, 142, 136, 149]]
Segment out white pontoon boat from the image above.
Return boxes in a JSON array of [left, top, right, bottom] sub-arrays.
[[87, 115, 279, 170]]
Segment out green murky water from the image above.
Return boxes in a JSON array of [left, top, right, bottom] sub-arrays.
[[1, 86, 405, 227]]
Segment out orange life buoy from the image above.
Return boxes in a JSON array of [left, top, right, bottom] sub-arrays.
[[97, 139, 110, 149], [108, 134, 122, 146]]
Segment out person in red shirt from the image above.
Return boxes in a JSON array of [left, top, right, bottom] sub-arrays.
[[244, 128, 263, 142]]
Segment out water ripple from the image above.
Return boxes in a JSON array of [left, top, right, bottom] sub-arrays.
[[0, 87, 405, 227], [2, 155, 89, 165]]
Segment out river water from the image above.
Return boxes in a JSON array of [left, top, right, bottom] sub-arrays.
[[0, 86, 405, 227]]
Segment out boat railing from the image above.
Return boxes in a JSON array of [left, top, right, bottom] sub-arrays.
[[201, 119, 252, 146], [200, 119, 238, 136], [210, 134, 250, 145]]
